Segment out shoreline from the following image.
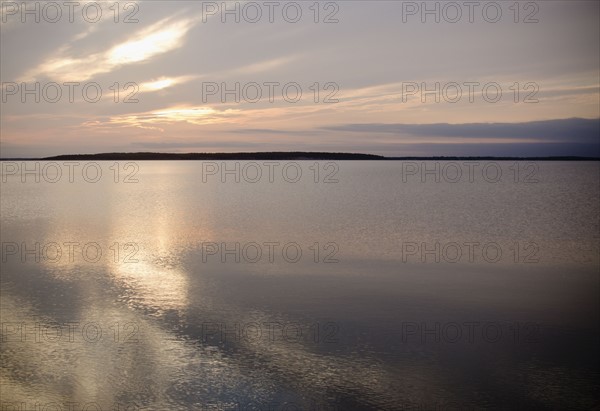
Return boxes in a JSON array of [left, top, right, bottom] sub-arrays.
[[1, 152, 599, 161]]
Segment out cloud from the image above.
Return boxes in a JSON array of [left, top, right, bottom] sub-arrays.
[[322, 118, 600, 144], [82, 105, 242, 131], [2, 1, 599, 158], [228, 128, 316, 136], [130, 141, 261, 149], [226, 56, 299, 75], [139, 75, 198, 93], [106, 18, 194, 66], [18, 15, 198, 83]]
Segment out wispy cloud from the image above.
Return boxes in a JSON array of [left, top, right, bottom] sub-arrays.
[[83, 105, 241, 132], [19, 15, 197, 82], [226, 55, 299, 75], [139, 75, 198, 93]]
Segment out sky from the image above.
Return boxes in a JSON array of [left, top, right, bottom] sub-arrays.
[[1, 0, 599, 158]]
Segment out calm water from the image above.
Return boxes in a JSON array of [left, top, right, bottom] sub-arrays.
[[1, 161, 599, 410]]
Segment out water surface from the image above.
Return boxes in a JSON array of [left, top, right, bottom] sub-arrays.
[[1, 161, 599, 410]]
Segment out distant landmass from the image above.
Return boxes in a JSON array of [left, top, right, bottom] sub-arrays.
[[40, 152, 384, 161], [0, 152, 598, 161]]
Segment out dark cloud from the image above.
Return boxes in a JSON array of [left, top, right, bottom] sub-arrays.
[[228, 129, 315, 136], [322, 118, 600, 144], [130, 141, 261, 149], [375, 143, 600, 158]]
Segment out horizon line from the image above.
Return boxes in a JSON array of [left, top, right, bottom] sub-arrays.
[[1, 152, 599, 161]]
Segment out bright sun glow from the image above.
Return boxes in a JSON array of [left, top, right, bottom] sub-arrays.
[[139, 76, 195, 92], [108, 23, 190, 65], [141, 78, 175, 91], [154, 107, 216, 118]]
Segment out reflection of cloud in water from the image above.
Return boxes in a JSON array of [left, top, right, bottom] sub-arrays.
[[0, 292, 276, 410], [0, 293, 177, 408], [110, 259, 189, 314], [98, 243, 451, 409]]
